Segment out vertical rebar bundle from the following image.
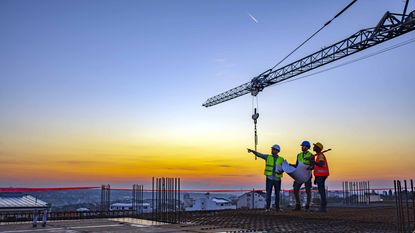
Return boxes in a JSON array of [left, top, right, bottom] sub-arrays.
[[151, 177, 181, 223], [100, 184, 111, 212], [394, 179, 414, 233], [132, 184, 144, 215], [342, 181, 370, 205]]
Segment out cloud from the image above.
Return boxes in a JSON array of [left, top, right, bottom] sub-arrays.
[[0, 159, 23, 165], [220, 173, 256, 177], [219, 164, 241, 169], [212, 58, 236, 69], [58, 160, 107, 165], [213, 58, 226, 63], [163, 167, 198, 171]]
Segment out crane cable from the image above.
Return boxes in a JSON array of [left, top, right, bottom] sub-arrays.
[[252, 95, 259, 159], [250, 37, 415, 158], [276, 37, 415, 86], [270, 0, 358, 71], [250, 0, 357, 159]]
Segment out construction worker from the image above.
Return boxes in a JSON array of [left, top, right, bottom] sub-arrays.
[[247, 144, 284, 211], [32, 209, 38, 227], [313, 142, 329, 212], [292, 140, 313, 211], [41, 208, 48, 227]]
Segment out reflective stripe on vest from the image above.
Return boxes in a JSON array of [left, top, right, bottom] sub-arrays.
[[313, 153, 329, 176], [264, 155, 284, 178], [297, 151, 313, 165]]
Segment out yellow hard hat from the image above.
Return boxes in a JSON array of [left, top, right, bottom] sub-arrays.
[[313, 142, 324, 150]]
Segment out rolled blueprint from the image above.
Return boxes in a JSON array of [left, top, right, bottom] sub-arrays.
[[282, 160, 312, 184]]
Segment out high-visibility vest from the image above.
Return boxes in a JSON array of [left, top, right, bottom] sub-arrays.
[[313, 153, 329, 177], [297, 151, 313, 165], [264, 155, 284, 179]]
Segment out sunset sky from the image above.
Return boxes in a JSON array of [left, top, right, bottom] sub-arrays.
[[1, 0, 414, 190]]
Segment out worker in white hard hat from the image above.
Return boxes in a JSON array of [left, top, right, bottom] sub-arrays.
[[247, 144, 285, 211]]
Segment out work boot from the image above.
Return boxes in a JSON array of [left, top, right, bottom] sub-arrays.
[[293, 204, 301, 211], [305, 204, 310, 211]]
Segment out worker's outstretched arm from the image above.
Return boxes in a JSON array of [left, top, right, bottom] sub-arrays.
[[247, 149, 267, 160]]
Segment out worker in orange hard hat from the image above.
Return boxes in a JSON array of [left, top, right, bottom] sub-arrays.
[[312, 142, 330, 212]]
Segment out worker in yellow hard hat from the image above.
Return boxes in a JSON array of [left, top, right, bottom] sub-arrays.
[[312, 142, 330, 212]]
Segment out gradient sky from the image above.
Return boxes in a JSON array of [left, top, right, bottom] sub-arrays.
[[1, 0, 414, 190]]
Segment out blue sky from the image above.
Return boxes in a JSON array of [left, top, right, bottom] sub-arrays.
[[0, 0, 414, 189]]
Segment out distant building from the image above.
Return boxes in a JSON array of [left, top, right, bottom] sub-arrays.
[[237, 191, 266, 209], [185, 193, 236, 211], [327, 191, 343, 198], [76, 208, 90, 212], [110, 203, 152, 213], [366, 193, 383, 203], [183, 193, 195, 209], [110, 203, 132, 211], [0, 194, 49, 212], [0, 194, 50, 227]]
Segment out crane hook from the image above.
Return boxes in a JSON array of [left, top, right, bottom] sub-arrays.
[[252, 107, 259, 160]]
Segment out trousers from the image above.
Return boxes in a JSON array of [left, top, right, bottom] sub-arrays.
[[293, 177, 312, 206], [265, 178, 281, 209]]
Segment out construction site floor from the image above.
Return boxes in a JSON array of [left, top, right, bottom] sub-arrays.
[[178, 207, 397, 232], [0, 207, 398, 232]]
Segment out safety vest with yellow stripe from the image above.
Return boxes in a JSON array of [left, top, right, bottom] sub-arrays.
[[297, 151, 313, 166], [264, 155, 284, 179], [313, 153, 330, 177]]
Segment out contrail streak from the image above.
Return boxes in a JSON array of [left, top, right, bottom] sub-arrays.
[[248, 13, 258, 23]]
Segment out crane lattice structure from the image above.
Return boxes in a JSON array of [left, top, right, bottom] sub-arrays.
[[203, 7, 415, 107]]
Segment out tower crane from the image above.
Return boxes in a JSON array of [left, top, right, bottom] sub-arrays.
[[202, 1, 415, 155], [203, 4, 414, 108]]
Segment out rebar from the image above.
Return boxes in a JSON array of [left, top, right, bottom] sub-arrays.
[[342, 181, 372, 205], [152, 177, 154, 220], [132, 184, 144, 215], [394, 179, 415, 232], [151, 177, 181, 223], [412, 179, 415, 231], [100, 184, 110, 213], [404, 180, 410, 231], [368, 181, 371, 205]]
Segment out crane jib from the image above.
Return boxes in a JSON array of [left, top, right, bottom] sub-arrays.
[[202, 10, 415, 108]]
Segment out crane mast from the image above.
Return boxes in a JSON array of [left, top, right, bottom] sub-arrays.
[[203, 10, 415, 107]]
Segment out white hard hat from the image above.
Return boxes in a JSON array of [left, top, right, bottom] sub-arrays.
[[271, 144, 280, 151]]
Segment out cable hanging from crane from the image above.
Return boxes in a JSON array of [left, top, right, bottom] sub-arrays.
[[248, 0, 357, 158], [202, 2, 414, 165], [270, 0, 358, 71], [251, 95, 259, 159]]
